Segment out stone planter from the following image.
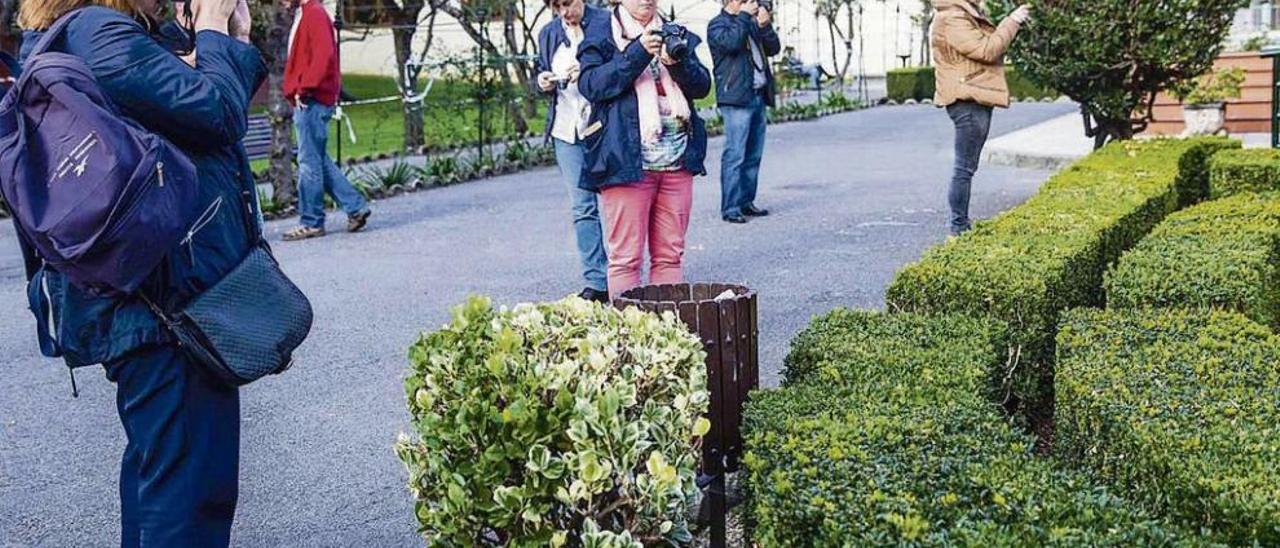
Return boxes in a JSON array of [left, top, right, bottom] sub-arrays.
[[1182, 102, 1227, 136]]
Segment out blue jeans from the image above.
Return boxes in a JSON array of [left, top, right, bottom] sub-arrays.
[[554, 138, 608, 292], [719, 93, 768, 217], [296, 101, 369, 229], [106, 345, 240, 547], [946, 101, 993, 235]]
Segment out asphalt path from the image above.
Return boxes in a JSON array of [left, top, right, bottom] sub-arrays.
[[0, 102, 1074, 546]]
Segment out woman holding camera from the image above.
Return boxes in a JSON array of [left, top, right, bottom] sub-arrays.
[[18, 0, 263, 545], [932, 0, 1030, 235], [577, 0, 712, 298]]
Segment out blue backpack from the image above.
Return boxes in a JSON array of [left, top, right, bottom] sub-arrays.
[[0, 10, 199, 295]]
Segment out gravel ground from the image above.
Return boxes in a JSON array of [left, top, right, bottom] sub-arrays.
[[0, 102, 1073, 546]]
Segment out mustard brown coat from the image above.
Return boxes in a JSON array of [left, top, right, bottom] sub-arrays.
[[931, 0, 1022, 108]]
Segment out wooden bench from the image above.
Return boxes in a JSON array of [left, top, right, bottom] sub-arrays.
[[244, 113, 271, 161]]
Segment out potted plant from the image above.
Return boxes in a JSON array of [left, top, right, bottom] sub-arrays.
[[1170, 67, 1246, 136]]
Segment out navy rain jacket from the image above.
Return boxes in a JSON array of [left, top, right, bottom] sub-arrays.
[[20, 7, 267, 368], [575, 7, 713, 191], [707, 9, 781, 108]]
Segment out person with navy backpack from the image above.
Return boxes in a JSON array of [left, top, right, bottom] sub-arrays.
[[9, 0, 267, 545]]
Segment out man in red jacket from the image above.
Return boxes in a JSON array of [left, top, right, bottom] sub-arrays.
[[283, 0, 371, 241]]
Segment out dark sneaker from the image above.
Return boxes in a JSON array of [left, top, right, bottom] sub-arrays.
[[283, 226, 325, 241], [579, 287, 610, 304], [348, 209, 372, 233], [743, 205, 770, 217], [722, 213, 749, 224]]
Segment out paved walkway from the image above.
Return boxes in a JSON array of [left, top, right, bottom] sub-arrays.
[[0, 102, 1073, 546]]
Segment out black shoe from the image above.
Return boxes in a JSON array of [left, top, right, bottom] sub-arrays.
[[722, 214, 749, 224], [743, 205, 770, 217], [347, 209, 372, 233], [579, 287, 610, 304]]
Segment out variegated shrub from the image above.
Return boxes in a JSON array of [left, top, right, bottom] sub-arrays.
[[396, 296, 709, 547]]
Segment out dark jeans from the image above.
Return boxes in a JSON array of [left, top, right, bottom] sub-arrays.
[[106, 345, 240, 547], [720, 93, 768, 217], [946, 101, 993, 235]]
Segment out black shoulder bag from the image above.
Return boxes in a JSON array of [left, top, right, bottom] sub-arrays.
[[142, 189, 314, 386]]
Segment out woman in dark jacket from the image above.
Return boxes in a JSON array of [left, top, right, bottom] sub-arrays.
[[577, 0, 712, 298], [534, 0, 610, 303], [17, 0, 264, 545]]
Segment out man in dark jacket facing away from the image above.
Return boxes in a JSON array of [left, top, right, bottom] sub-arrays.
[[708, 0, 780, 223]]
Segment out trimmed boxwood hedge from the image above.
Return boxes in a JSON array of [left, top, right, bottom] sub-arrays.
[[886, 137, 1237, 406], [887, 66, 937, 103], [1104, 192, 1280, 327], [1057, 308, 1280, 545], [743, 310, 1204, 547], [885, 65, 1056, 103], [1209, 148, 1280, 199]]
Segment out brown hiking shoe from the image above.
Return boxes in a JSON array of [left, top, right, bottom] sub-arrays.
[[283, 226, 326, 241], [347, 210, 372, 233]]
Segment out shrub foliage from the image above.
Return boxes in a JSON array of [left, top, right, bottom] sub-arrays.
[[1057, 308, 1280, 545], [397, 296, 710, 546], [1003, 0, 1245, 146], [1209, 148, 1280, 199], [886, 138, 1233, 407], [1104, 192, 1280, 327], [885, 65, 1054, 103], [744, 310, 1202, 546]]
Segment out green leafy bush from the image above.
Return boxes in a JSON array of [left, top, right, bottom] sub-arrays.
[[396, 296, 710, 546], [1170, 67, 1246, 106], [887, 66, 936, 102], [1003, 0, 1243, 144], [886, 66, 1054, 102], [744, 310, 1202, 546], [886, 137, 1233, 407], [1209, 148, 1280, 199], [1104, 192, 1280, 327], [1057, 308, 1280, 545]]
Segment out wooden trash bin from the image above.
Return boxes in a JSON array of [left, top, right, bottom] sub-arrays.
[[614, 282, 760, 548]]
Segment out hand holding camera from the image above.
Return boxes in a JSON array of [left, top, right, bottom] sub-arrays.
[[640, 30, 665, 57], [538, 71, 557, 92], [1010, 4, 1032, 24], [756, 1, 773, 27], [649, 23, 690, 65]]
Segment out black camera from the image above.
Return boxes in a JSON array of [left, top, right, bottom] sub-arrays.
[[758, 0, 774, 13], [653, 23, 690, 62]]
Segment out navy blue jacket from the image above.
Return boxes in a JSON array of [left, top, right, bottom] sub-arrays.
[[707, 10, 781, 108], [534, 5, 607, 142], [576, 8, 712, 191], [21, 7, 267, 368]]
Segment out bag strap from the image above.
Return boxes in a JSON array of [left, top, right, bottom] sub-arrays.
[[28, 10, 85, 60]]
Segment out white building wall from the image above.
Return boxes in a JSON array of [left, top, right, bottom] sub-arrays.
[[323, 0, 928, 79]]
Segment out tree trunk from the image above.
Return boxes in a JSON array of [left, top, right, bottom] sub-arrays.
[[501, 10, 532, 135], [265, 2, 297, 207], [392, 26, 425, 150]]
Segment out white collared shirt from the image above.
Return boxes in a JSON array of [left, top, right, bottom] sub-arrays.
[[550, 24, 592, 144]]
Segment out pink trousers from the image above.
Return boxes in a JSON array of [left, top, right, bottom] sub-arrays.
[[600, 170, 694, 299]]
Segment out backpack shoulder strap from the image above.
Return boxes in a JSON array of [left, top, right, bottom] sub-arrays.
[[27, 9, 86, 59]]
